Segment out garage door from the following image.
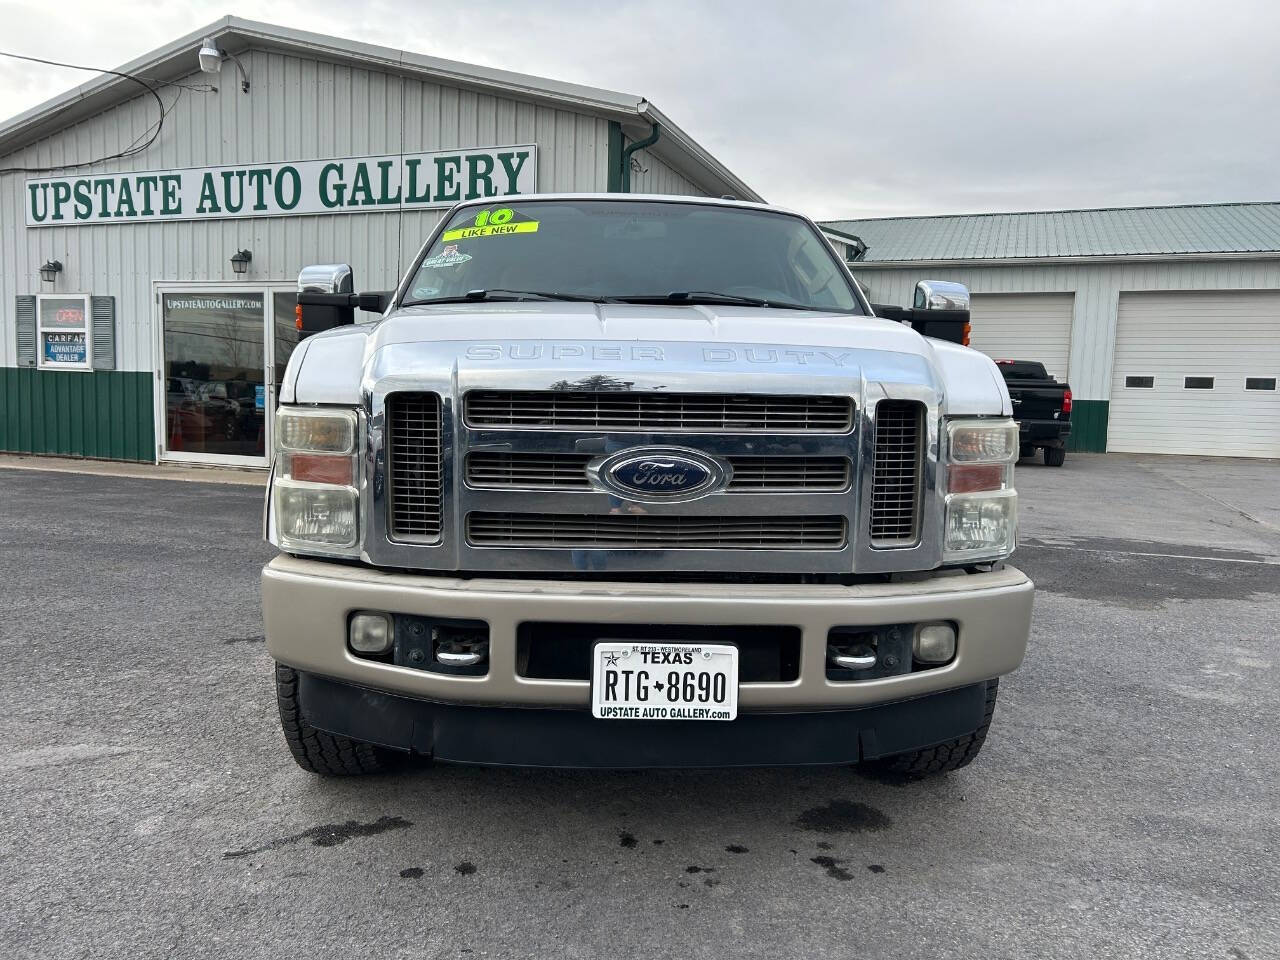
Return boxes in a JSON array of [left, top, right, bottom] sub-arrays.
[[1108, 291, 1280, 457], [969, 294, 1074, 380]]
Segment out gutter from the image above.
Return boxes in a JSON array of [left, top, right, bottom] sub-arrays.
[[619, 121, 661, 193], [849, 251, 1280, 269]]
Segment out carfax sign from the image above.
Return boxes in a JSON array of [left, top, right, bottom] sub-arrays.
[[25, 145, 536, 226]]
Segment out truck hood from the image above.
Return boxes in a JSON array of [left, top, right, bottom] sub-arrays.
[[284, 301, 1010, 416]]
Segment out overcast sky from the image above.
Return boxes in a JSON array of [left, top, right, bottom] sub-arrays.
[[1, 0, 1277, 220]]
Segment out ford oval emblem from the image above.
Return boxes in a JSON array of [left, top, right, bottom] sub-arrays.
[[592, 447, 728, 503]]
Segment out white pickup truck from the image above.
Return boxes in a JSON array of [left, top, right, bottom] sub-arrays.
[[261, 194, 1033, 776]]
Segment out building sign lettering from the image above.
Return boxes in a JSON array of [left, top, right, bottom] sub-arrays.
[[25, 145, 537, 227]]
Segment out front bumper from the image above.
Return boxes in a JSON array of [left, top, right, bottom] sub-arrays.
[[293, 669, 992, 767], [262, 555, 1033, 711]]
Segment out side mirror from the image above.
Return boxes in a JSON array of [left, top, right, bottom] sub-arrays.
[[871, 280, 972, 346], [298, 263, 353, 295], [295, 265, 391, 338], [914, 280, 970, 311]]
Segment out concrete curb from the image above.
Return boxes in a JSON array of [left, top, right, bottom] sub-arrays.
[[0, 454, 267, 486]]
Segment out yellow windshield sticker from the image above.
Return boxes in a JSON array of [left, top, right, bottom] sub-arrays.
[[441, 221, 539, 242], [441, 206, 539, 242]]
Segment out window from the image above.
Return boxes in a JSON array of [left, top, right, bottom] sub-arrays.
[[1125, 376, 1154, 388], [36, 294, 92, 370], [1245, 377, 1276, 391], [1184, 376, 1214, 389]]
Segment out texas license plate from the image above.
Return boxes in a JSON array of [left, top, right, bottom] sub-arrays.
[[591, 641, 738, 721]]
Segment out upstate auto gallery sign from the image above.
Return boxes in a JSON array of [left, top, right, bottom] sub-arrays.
[[25, 145, 536, 226]]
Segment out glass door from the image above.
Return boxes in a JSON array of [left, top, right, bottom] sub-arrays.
[[157, 285, 303, 466], [160, 290, 268, 465]]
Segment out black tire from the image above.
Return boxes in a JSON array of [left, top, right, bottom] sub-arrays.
[[1019, 444, 1035, 461], [1043, 446, 1066, 467], [869, 679, 1000, 777], [274, 663, 401, 776]]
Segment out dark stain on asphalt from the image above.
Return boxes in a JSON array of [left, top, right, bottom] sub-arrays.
[[1018, 537, 1280, 607], [868, 864, 886, 874], [221, 634, 264, 645], [399, 867, 424, 879], [652, 839, 664, 846], [454, 861, 477, 876], [222, 815, 412, 859], [685, 865, 715, 874], [677, 904, 689, 910], [725, 844, 748, 854], [811, 856, 854, 881], [795, 800, 892, 834], [703, 877, 720, 888], [619, 832, 638, 849], [816, 841, 833, 850]]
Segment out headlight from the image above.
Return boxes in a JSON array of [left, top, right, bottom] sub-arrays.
[[272, 407, 360, 556], [943, 418, 1017, 563]]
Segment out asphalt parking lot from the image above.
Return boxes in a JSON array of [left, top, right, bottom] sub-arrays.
[[2, 453, 1278, 960]]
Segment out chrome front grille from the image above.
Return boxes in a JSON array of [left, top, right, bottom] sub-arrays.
[[465, 390, 853, 433], [467, 513, 847, 550], [387, 392, 443, 542], [869, 400, 924, 544], [466, 452, 851, 492]]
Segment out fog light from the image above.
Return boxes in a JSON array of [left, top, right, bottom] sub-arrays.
[[350, 612, 393, 654], [914, 623, 956, 663]]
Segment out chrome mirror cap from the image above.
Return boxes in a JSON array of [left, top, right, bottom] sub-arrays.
[[914, 280, 970, 311], [298, 263, 354, 295]]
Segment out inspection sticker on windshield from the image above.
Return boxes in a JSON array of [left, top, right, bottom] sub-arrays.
[[592, 641, 738, 721], [420, 245, 472, 269], [441, 206, 539, 242]]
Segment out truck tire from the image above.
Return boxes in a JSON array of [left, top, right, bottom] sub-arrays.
[[869, 679, 1000, 777], [1043, 446, 1066, 467], [274, 663, 401, 776]]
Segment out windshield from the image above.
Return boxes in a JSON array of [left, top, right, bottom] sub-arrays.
[[402, 199, 863, 313]]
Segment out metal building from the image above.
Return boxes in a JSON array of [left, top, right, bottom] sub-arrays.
[[826, 204, 1280, 457], [0, 17, 760, 466]]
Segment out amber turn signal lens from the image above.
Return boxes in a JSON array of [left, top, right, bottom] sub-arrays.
[[948, 462, 1006, 494], [288, 453, 353, 485], [295, 303, 303, 331]]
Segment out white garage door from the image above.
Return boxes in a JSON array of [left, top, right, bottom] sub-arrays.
[[969, 294, 1074, 380], [1109, 291, 1280, 457]]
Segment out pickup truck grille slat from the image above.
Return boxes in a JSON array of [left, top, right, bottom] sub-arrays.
[[388, 392, 443, 541], [467, 513, 847, 550], [869, 400, 924, 545], [466, 452, 851, 492], [465, 391, 853, 433]]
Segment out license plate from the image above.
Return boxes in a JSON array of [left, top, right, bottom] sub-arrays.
[[591, 641, 738, 721]]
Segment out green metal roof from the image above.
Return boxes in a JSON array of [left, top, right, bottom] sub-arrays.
[[823, 202, 1280, 263]]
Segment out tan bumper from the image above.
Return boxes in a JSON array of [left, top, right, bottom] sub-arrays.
[[262, 555, 1033, 710]]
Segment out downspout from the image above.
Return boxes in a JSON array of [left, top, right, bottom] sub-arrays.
[[619, 121, 661, 193]]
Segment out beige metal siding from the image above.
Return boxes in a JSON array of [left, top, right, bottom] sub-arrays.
[[969, 293, 1074, 380], [0, 47, 619, 372], [629, 147, 707, 197], [1108, 291, 1280, 457]]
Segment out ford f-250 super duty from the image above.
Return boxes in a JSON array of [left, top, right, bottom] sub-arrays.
[[262, 195, 1034, 776]]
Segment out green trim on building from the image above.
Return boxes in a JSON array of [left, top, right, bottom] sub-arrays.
[[1067, 399, 1108, 452], [0, 367, 155, 462], [606, 121, 624, 193]]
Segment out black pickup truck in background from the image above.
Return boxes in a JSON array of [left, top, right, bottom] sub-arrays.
[[996, 360, 1072, 466]]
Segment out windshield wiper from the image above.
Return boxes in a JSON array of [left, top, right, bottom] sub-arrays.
[[405, 288, 605, 305], [612, 291, 814, 311]]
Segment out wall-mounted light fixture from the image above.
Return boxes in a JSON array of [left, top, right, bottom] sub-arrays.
[[198, 38, 250, 92], [39, 259, 63, 282], [230, 249, 252, 275]]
